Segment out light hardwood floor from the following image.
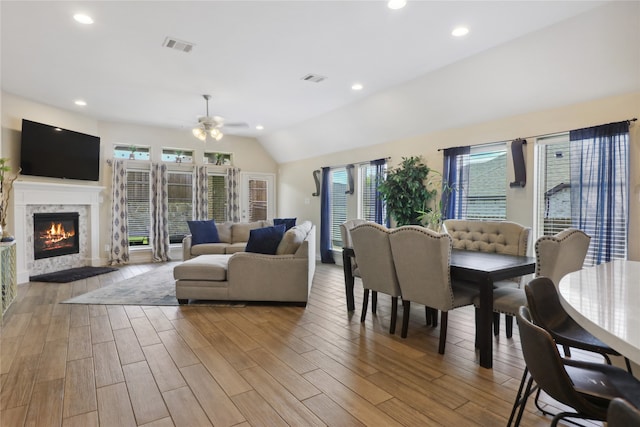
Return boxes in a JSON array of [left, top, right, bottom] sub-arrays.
[[0, 262, 603, 426]]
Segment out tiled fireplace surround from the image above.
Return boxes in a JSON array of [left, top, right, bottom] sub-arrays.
[[13, 181, 104, 284]]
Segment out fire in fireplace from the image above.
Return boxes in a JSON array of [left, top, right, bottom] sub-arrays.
[[33, 212, 80, 260]]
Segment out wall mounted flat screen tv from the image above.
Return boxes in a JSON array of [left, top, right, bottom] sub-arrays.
[[20, 119, 101, 181]]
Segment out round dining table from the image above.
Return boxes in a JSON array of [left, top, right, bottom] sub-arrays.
[[558, 260, 640, 365]]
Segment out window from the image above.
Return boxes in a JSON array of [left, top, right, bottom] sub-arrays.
[[204, 152, 232, 166], [465, 144, 507, 220], [162, 148, 193, 163], [536, 130, 628, 266], [114, 144, 150, 161], [330, 168, 348, 247], [126, 170, 150, 246], [208, 174, 226, 222], [247, 178, 267, 221], [167, 171, 193, 243], [358, 163, 385, 222]]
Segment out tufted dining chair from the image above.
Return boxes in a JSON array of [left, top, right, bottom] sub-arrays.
[[535, 228, 590, 286], [350, 222, 401, 334], [443, 219, 531, 338], [389, 226, 479, 354]]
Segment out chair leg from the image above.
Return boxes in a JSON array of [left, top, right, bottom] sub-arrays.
[[401, 300, 411, 338], [474, 307, 480, 349], [425, 306, 432, 326], [513, 375, 536, 427], [505, 315, 513, 338], [431, 308, 438, 327], [438, 311, 448, 354], [562, 345, 572, 358], [390, 297, 398, 334], [507, 367, 531, 427], [493, 312, 500, 336], [361, 289, 369, 323], [371, 291, 377, 314]]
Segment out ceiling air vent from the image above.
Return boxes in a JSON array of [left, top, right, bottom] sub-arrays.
[[301, 73, 327, 83], [162, 37, 194, 53]]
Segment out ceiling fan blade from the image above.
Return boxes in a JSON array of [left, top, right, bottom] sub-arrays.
[[222, 122, 249, 128]]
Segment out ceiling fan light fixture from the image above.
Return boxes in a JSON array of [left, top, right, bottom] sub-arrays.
[[210, 128, 223, 141], [192, 127, 206, 141]]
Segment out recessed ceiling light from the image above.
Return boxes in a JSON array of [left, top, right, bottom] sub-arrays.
[[256, 125, 264, 130], [452, 26, 469, 37], [74, 100, 87, 106], [73, 13, 94, 25], [351, 83, 363, 91], [387, 0, 407, 10]]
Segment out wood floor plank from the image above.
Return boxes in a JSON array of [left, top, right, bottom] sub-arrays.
[[141, 343, 186, 392], [24, 378, 64, 427], [157, 329, 200, 368], [191, 345, 252, 397], [0, 353, 40, 410], [303, 393, 366, 427], [36, 338, 68, 383], [106, 305, 131, 330], [89, 315, 113, 344], [122, 361, 170, 426], [302, 369, 404, 427], [113, 327, 146, 366], [239, 365, 325, 426], [62, 411, 99, 427], [0, 404, 28, 427], [69, 305, 89, 328], [162, 386, 213, 427], [130, 316, 161, 347], [0, 336, 21, 374], [246, 347, 320, 401], [138, 417, 175, 427], [180, 363, 246, 427], [67, 325, 92, 361], [93, 341, 125, 388], [63, 357, 97, 418], [143, 307, 174, 333], [230, 390, 288, 427], [96, 382, 137, 427]]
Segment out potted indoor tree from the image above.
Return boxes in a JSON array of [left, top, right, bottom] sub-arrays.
[[378, 156, 437, 226]]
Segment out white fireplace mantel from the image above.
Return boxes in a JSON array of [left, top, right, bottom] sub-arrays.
[[13, 180, 105, 284]]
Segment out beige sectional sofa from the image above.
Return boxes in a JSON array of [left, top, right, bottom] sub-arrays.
[[174, 221, 316, 305], [182, 220, 272, 260]]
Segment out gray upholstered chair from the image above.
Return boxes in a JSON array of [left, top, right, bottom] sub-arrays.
[[535, 228, 590, 285], [340, 219, 369, 279], [443, 219, 531, 338], [350, 222, 401, 334], [388, 225, 479, 354]]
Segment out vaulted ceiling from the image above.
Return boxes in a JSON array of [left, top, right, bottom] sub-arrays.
[[2, 1, 638, 163]]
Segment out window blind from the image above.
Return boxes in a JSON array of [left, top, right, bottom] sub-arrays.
[[167, 171, 193, 243], [126, 170, 150, 245]]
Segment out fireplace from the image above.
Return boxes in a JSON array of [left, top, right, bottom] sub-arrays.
[[33, 212, 80, 260]]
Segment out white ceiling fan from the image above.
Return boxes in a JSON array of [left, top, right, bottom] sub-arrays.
[[192, 94, 247, 142]]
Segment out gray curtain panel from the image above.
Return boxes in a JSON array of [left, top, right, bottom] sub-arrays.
[[150, 163, 170, 262], [226, 167, 241, 223], [194, 165, 209, 220], [109, 159, 130, 265]]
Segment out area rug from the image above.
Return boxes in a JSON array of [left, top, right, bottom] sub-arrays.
[[30, 266, 118, 283], [61, 263, 243, 307]]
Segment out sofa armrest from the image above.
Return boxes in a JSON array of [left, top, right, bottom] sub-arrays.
[[182, 235, 193, 261], [227, 252, 309, 302]]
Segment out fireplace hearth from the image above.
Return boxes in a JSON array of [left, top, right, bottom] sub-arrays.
[[33, 212, 80, 260]]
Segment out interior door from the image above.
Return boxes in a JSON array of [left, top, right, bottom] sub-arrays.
[[241, 173, 275, 222]]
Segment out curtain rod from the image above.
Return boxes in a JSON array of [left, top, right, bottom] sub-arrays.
[[321, 156, 391, 170], [437, 118, 637, 152]]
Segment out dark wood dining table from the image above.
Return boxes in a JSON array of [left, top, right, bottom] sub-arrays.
[[343, 247, 536, 369]]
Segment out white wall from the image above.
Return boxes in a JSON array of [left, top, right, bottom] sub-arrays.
[[1, 92, 278, 265], [278, 91, 640, 261]]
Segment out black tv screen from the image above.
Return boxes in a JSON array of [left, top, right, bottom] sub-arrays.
[[20, 119, 101, 181]]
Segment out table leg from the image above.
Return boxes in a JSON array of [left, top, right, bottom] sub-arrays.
[[343, 250, 355, 311], [478, 277, 494, 369]]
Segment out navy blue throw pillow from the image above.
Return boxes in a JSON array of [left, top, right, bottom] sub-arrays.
[[187, 220, 220, 245], [274, 218, 297, 231], [245, 224, 286, 255]]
